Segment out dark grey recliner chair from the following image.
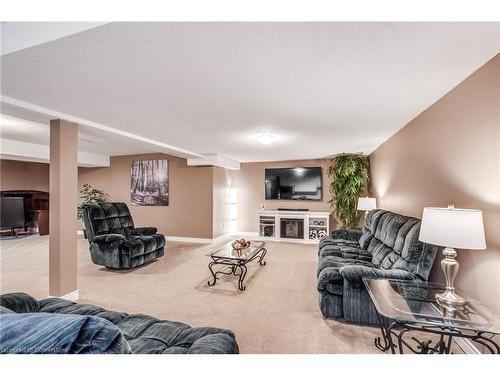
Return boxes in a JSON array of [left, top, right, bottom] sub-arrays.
[[317, 209, 438, 325], [81, 202, 165, 269]]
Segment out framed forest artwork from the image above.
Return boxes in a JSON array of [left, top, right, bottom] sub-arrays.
[[130, 159, 169, 206]]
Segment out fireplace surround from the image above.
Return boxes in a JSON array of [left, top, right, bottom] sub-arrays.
[[280, 218, 304, 239], [258, 210, 330, 242]]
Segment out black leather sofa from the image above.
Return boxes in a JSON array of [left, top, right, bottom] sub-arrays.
[[81, 202, 165, 269]]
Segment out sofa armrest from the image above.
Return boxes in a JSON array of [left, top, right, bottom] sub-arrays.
[[330, 229, 362, 242], [0, 292, 40, 313], [317, 267, 344, 291], [131, 227, 157, 236], [339, 265, 414, 286], [92, 234, 126, 247]]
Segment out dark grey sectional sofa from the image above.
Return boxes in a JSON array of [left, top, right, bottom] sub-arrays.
[[81, 202, 165, 269], [0, 292, 239, 354], [317, 209, 438, 325]]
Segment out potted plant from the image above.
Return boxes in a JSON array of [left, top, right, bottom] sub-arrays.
[[78, 184, 110, 238], [327, 153, 369, 229]]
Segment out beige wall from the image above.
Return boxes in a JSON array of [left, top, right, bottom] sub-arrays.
[[2, 157, 333, 239], [369, 54, 500, 313], [79, 153, 215, 239], [229, 159, 333, 233], [0, 159, 49, 192]]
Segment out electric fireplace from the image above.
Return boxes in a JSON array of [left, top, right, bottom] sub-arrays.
[[280, 218, 304, 239]]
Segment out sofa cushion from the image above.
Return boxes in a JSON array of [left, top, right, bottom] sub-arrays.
[[318, 244, 343, 258], [120, 238, 145, 258], [319, 237, 358, 255], [319, 242, 363, 258], [150, 234, 166, 249], [39, 298, 105, 315], [358, 231, 373, 250], [137, 236, 158, 254], [368, 239, 393, 266], [0, 312, 131, 354], [84, 204, 110, 237], [84, 202, 135, 238], [36, 295, 239, 354], [374, 213, 410, 249]]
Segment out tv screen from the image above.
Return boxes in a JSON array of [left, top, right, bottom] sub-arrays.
[[265, 167, 322, 200]]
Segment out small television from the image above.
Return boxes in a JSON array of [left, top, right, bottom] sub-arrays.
[[265, 167, 322, 200]]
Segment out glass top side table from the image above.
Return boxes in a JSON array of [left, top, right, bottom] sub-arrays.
[[363, 278, 500, 354]]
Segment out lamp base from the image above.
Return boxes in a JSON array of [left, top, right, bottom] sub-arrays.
[[436, 289, 466, 309], [436, 247, 467, 310]]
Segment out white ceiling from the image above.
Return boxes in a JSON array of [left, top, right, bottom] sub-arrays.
[[0, 114, 154, 156], [1, 22, 499, 162], [0, 22, 108, 55]]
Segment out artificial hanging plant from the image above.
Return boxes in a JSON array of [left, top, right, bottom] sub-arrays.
[[327, 153, 370, 229]]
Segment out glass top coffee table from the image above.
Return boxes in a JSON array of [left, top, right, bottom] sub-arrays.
[[363, 278, 500, 354], [207, 241, 267, 291]]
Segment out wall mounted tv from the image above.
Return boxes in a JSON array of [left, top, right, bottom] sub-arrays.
[[265, 167, 322, 201]]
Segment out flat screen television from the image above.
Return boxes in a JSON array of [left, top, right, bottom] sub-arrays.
[[265, 167, 322, 200]]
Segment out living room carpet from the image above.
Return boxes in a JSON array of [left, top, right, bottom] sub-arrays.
[[1, 234, 384, 353]]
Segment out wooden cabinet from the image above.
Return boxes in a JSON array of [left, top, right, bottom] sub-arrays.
[[0, 190, 49, 235]]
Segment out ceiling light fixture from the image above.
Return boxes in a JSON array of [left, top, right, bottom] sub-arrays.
[[258, 133, 275, 145]]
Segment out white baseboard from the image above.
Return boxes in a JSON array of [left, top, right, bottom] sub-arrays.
[[235, 232, 319, 244], [49, 290, 79, 301], [168, 236, 217, 244], [236, 232, 259, 237], [169, 234, 232, 244], [78, 232, 229, 244]]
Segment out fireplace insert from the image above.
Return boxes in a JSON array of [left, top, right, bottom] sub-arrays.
[[280, 218, 304, 239]]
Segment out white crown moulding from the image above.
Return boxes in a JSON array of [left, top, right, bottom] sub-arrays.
[[0, 96, 203, 159], [0, 138, 110, 167], [187, 154, 241, 170]]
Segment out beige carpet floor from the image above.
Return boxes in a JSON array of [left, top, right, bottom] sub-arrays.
[[0, 234, 386, 353]]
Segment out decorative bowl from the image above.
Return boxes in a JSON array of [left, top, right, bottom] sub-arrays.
[[231, 238, 251, 251]]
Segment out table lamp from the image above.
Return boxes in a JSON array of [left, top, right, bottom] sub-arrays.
[[357, 197, 377, 215], [419, 205, 486, 308]]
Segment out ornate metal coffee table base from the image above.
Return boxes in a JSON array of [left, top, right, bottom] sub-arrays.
[[208, 247, 267, 291], [375, 313, 500, 354]]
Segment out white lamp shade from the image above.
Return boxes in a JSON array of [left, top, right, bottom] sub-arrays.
[[357, 197, 377, 211], [419, 207, 486, 250]]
